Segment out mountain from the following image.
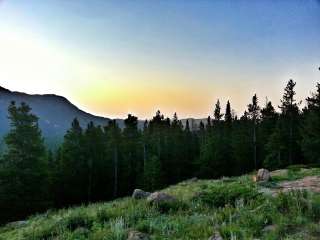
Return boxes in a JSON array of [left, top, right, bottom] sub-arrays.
[[0, 86, 204, 149], [0, 86, 111, 148]]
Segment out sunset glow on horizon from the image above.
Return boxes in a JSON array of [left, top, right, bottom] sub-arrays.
[[0, 0, 319, 119]]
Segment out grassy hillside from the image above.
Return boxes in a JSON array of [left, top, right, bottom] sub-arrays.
[[1, 167, 320, 240]]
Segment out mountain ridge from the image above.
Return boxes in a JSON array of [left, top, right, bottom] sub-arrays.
[[0, 86, 111, 148], [0, 86, 203, 148]]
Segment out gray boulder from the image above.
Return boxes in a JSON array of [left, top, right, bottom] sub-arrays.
[[127, 230, 150, 240], [132, 189, 151, 200], [147, 192, 177, 205], [6, 220, 28, 229], [255, 168, 271, 182]]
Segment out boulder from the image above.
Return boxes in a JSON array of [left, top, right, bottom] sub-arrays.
[[262, 225, 277, 233], [6, 220, 28, 229], [127, 230, 150, 240], [270, 169, 288, 178], [147, 192, 177, 205], [208, 232, 223, 240], [255, 169, 271, 182], [132, 189, 151, 200]]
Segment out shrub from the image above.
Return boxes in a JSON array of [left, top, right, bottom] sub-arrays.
[[195, 182, 260, 208], [220, 224, 244, 240], [310, 194, 320, 220], [154, 200, 188, 214], [96, 208, 110, 223], [275, 191, 309, 215], [64, 210, 93, 231], [22, 223, 60, 240]]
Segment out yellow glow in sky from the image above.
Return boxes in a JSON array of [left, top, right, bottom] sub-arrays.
[[0, 0, 319, 119]]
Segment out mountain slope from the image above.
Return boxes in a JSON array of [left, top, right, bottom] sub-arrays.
[[0, 86, 205, 149], [1, 167, 319, 239], [0, 87, 110, 148]]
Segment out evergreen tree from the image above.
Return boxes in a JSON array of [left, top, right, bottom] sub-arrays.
[[214, 99, 223, 121], [0, 102, 49, 223], [265, 80, 301, 167], [122, 114, 142, 193], [247, 94, 260, 169], [225, 100, 232, 124], [280, 80, 300, 164], [259, 100, 278, 166], [83, 122, 106, 202], [59, 118, 87, 205], [301, 82, 320, 164], [105, 120, 122, 198]]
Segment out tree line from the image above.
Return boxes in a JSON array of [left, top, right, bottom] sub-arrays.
[[0, 79, 320, 224]]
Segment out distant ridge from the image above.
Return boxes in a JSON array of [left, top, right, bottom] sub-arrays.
[[0, 86, 111, 148], [0, 86, 202, 149], [0, 86, 10, 93]]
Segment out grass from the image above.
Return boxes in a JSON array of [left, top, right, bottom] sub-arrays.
[[0, 167, 320, 240]]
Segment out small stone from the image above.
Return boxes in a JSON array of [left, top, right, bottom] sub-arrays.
[[132, 189, 151, 200], [262, 225, 277, 233], [127, 230, 150, 240]]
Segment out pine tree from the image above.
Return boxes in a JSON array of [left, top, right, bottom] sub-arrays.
[[265, 80, 301, 167], [301, 81, 320, 163], [122, 114, 142, 192], [214, 99, 223, 121], [0, 102, 49, 223], [105, 120, 122, 198], [225, 100, 232, 124], [59, 118, 87, 205], [247, 94, 260, 169], [280, 80, 300, 165], [83, 122, 105, 202], [260, 100, 278, 165]]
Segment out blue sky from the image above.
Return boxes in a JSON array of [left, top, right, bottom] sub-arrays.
[[0, 0, 319, 118]]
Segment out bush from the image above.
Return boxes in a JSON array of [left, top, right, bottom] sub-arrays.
[[220, 224, 244, 240], [195, 182, 260, 208], [310, 195, 320, 220], [22, 223, 60, 240], [154, 200, 188, 214], [96, 208, 110, 223], [64, 210, 93, 231], [275, 191, 309, 215]]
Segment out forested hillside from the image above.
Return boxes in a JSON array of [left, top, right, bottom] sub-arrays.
[[0, 79, 320, 225], [0, 86, 111, 149]]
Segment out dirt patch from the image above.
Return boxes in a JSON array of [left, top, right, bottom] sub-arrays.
[[278, 176, 320, 193]]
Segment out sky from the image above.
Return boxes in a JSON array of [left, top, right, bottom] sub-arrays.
[[0, 0, 319, 119]]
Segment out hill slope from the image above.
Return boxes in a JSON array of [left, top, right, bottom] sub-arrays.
[[1, 167, 320, 240]]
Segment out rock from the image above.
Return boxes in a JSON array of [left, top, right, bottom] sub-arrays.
[[147, 192, 177, 205], [208, 231, 223, 240], [132, 189, 151, 200], [189, 177, 198, 182], [271, 169, 288, 178], [6, 220, 28, 228], [127, 230, 150, 240], [179, 177, 198, 186], [255, 169, 271, 182], [262, 225, 277, 233]]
